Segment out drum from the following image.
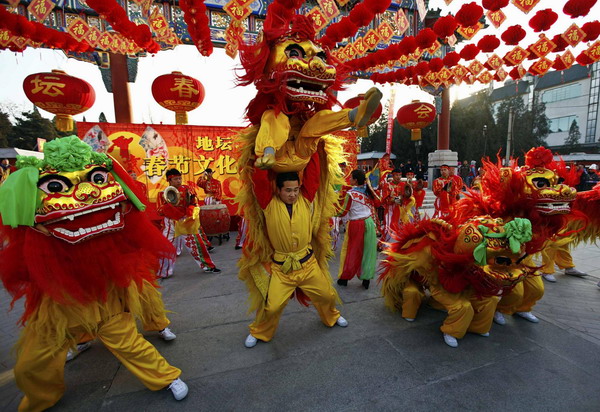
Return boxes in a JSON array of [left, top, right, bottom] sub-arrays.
[[200, 204, 231, 236]]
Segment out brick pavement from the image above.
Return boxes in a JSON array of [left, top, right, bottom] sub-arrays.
[[0, 236, 599, 411]]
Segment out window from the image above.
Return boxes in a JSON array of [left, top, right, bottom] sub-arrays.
[[542, 83, 582, 104], [549, 115, 578, 133]]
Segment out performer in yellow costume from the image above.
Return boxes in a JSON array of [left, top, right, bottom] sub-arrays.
[[243, 154, 348, 347], [0, 137, 188, 411]]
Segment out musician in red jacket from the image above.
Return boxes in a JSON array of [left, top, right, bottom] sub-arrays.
[[157, 169, 220, 277]]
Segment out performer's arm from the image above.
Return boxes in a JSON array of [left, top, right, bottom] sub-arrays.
[[432, 179, 444, 196], [336, 193, 353, 217], [301, 152, 320, 202], [214, 180, 223, 200], [252, 167, 273, 209]]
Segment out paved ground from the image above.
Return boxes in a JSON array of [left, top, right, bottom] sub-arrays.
[[1, 234, 600, 411]]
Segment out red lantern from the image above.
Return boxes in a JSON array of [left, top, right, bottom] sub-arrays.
[[151, 71, 205, 124], [23, 70, 95, 132], [343, 95, 383, 125], [396, 101, 436, 141]]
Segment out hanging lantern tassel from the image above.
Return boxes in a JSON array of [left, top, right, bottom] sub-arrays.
[[175, 112, 188, 125], [55, 114, 74, 132], [411, 129, 421, 141]]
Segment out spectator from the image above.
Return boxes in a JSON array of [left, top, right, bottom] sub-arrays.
[[415, 160, 427, 180], [458, 160, 470, 189], [575, 164, 589, 192], [467, 161, 477, 187], [589, 164, 599, 183], [402, 159, 414, 177]]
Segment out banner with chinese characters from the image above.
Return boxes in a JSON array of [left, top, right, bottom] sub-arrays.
[[78, 122, 358, 215]]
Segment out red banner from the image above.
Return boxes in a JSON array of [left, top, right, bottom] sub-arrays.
[[78, 122, 358, 215]]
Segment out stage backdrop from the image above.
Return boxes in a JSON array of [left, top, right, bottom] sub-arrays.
[[78, 122, 358, 215]]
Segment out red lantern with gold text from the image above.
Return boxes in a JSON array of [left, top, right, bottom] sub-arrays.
[[396, 100, 436, 141], [151, 71, 205, 125], [343, 94, 383, 137], [23, 70, 95, 132]]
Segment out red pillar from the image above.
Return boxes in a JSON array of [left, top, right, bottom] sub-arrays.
[[110, 53, 133, 124], [437, 87, 450, 150]]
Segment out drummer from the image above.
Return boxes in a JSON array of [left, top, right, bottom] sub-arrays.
[[197, 168, 222, 205], [157, 168, 221, 277]]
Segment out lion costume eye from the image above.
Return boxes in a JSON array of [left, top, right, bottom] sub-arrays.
[[285, 44, 306, 59], [532, 178, 550, 188], [88, 168, 110, 184], [38, 177, 72, 194]]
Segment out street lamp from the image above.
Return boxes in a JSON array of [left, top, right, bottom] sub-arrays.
[[483, 124, 488, 158]]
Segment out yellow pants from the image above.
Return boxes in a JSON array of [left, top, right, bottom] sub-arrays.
[[250, 256, 341, 342], [430, 284, 497, 339], [497, 275, 544, 314], [541, 243, 575, 274], [401, 280, 425, 319], [15, 312, 181, 412]]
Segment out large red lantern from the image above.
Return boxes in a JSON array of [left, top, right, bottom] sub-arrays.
[[396, 100, 436, 141], [23, 70, 95, 132], [151, 71, 205, 125]]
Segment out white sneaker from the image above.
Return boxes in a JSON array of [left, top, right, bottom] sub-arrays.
[[443, 333, 458, 348], [516, 311, 539, 323], [168, 378, 188, 401], [480, 332, 490, 337], [159, 327, 176, 341], [542, 274, 557, 283], [66, 342, 92, 362], [565, 267, 588, 277], [336, 316, 348, 327], [493, 311, 506, 326], [244, 334, 258, 348], [403, 317, 415, 322]]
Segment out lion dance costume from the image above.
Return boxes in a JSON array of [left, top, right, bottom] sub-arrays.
[[234, 6, 382, 345], [0, 136, 186, 411]]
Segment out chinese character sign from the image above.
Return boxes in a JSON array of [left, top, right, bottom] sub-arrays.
[[79, 123, 358, 216]]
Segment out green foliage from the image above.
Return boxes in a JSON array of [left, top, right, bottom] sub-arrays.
[[8, 106, 59, 150], [0, 109, 11, 148], [563, 119, 581, 152]]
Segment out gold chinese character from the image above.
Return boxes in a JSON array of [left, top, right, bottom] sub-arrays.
[[196, 136, 215, 151], [169, 155, 191, 174], [171, 77, 199, 99], [213, 155, 237, 175], [30, 75, 65, 97], [414, 104, 433, 118], [143, 156, 168, 178], [215, 136, 233, 150], [194, 156, 214, 174]]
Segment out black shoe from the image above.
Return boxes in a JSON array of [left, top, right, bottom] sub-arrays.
[[204, 267, 221, 273], [337, 279, 348, 286], [235, 245, 242, 250], [362, 279, 370, 290], [207, 246, 215, 251]]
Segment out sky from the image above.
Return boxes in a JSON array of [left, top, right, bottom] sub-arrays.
[[0, 0, 597, 128]]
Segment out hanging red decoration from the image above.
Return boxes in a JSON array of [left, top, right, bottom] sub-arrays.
[[563, 0, 598, 18], [482, 0, 509, 11], [180, 0, 214, 56], [416, 28, 437, 49], [551, 34, 569, 52], [459, 44, 480, 60], [86, 0, 160, 53], [528, 9, 558, 32], [364, 0, 392, 14], [501, 25, 526, 45], [429, 57, 445, 72], [151, 71, 205, 125], [414, 61, 431, 76], [396, 101, 437, 141], [576, 51, 594, 65], [477, 35, 500, 52], [582, 21, 600, 41], [443, 51, 461, 66], [455, 2, 484, 27], [23, 70, 95, 131], [433, 15, 458, 38], [348, 3, 375, 27], [508, 66, 523, 80], [552, 56, 567, 70], [399, 35, 418, 55]]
